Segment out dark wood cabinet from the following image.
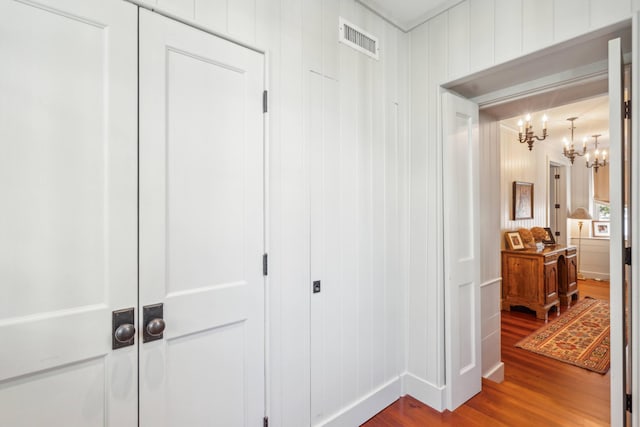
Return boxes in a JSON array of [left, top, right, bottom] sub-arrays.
[[501, 246, 577, 320], [559, 247, 578, 306]]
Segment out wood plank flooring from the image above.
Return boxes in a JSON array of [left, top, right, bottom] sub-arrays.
[[362, 279, 611, 426]]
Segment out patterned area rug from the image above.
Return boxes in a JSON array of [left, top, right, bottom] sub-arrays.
[[515, 298, 610, 374]]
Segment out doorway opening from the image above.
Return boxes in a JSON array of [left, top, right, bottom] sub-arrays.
[[443, 19, 631, 425]]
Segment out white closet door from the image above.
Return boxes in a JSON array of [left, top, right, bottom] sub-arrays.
[[0, 0, 138, 425], [139, 10, 265, 427]]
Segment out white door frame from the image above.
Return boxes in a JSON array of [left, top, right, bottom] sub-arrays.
[[630, 10, 640, 423], [439, 25, 637, 425]]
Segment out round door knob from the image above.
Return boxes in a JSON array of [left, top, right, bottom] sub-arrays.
[[146, 318, 166, 337], [114, 323, 136, 343]]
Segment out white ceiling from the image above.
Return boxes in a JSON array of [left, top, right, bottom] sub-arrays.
[[503, 95, 610, 150], [357, 0, 458, 31]]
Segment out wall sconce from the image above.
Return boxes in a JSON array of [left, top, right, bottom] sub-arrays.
[[561, 117, 586, 164], [585, 134, 608, 173], [517, 114, 548, 150]]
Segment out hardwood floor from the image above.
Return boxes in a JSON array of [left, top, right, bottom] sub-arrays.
[[362, 279, 611, 426]]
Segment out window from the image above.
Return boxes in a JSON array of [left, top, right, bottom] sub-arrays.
[[595, 202, 610, 220]]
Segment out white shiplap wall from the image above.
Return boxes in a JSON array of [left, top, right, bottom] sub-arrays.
[[309, 3, 409, 425], [133, 1, 410, 426], [478, 115, 502, 380], [409, 0, 634, 410], [500, 125, 552, 234]]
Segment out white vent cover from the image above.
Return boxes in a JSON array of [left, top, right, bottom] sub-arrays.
[[338, 17, 379, 60]]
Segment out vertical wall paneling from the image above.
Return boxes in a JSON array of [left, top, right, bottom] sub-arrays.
[[157, 0, 194, 19], [553, 0, 590, 43], [356, 29, 374, 402], [469, 0, 495, 73], [478, 116, 501, 281], [522, 0, 553, 54], [273, 0, 310, 425], [322, 76, 342, 421], [228, 0, 256, 42], [427, 13, 447, 387], [323, 0, 340, 80], [307, 1, 407, 424], [383, 22, 401, 384], [338, 4, 360, 409], [370, 14, 386, 392], [195, 0, 228, 34], [309, 71, 325, 426], [500, 125, 542, 232], [478, 115, 503, 381], [480, 279, 503, 381], [590, 0, 631, 30], [499, 125, 572, 240], [494, 0, 523, 64], [396, 30, 410, 390], [448, 2, 470, 81], [303, 0, 323, 74], [408, 22, 430, 384], [570, 156, 592, 211]]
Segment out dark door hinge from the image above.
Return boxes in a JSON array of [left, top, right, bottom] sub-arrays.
[[263, 253, 268, 276], [554, 203, 561, 209], [263, 416, 269, 427], [263, 90, 268, 113], [625, 100, 631, 119], [554, 174, 561, 180], [555, 231, 561, 236], [626, 393, 632, 412], [625, 247, 632, 266]]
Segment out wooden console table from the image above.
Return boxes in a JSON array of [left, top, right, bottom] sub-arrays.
[[501, 245, 578, 320]]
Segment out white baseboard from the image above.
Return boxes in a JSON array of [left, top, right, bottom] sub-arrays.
[[580, 270, 610, 281], [317, 377, 401, 427], [401, 372, 446, 412], [483, 362, 504, 383]]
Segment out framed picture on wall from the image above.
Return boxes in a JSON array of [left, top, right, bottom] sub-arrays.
[[542, 227, 556, 245], [592, 221, 610, 237], [512, 181, 534, 220], [505, 231, 525, 250]]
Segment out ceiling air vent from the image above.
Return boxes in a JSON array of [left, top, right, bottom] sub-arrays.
[[338, 17, 379, 60]]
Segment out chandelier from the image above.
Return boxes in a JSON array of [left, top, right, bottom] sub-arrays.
[[585, 134, 608, 173], [561, 117, 586, 164], [517, 114, 548, 150]]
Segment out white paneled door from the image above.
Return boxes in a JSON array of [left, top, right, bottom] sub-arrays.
[[607, 36, 629, 427], [139, 10, 265, 427], [442, 91, 481, 410], [0, 0, 138, 425]]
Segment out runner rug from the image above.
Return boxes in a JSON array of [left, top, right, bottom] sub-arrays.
[[515, 298, 610, 374]]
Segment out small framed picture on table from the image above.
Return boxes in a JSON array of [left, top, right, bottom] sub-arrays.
[[542, 227, 555, 245], [505, 231, 525, 250], [592, 221, 610, 237]]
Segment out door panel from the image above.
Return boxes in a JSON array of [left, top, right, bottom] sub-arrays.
[[0, 0, 138, 425], [139, 10, 265, 426], [608, 37, 627, 427], [442, 92, 481, 410]]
